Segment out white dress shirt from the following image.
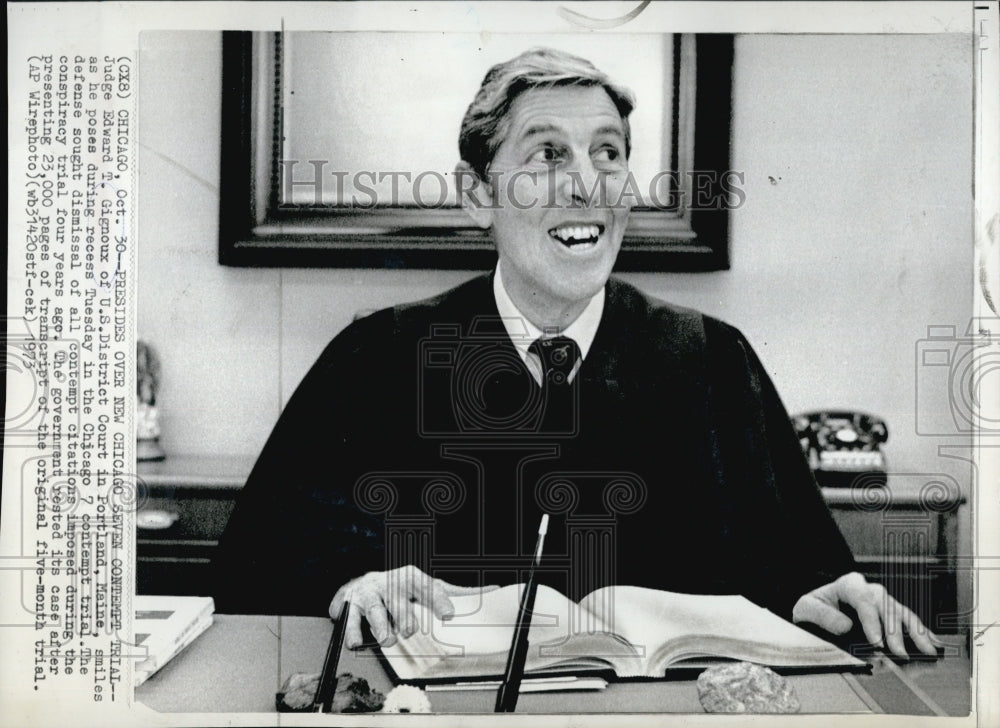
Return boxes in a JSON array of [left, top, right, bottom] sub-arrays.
[[493, 266, 605, 386]]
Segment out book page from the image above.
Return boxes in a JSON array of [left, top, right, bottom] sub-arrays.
[[579, 586, 863, 668], [382, 585, 565, 674], [383, 583, 636, 679]]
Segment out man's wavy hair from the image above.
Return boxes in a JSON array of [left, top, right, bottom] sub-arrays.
[[458, 47, 636, 181]]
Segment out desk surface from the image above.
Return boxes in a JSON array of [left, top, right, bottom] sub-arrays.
[[136, 615, 970, 716]]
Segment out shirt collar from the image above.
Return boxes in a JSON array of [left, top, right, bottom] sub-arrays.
[[493, 265, 605, 366]]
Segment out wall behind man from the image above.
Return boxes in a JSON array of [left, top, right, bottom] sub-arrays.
[[138, 32, 973, 492]]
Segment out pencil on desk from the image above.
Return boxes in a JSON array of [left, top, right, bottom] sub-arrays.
[[314, 600, 350, 712], [495, 513, 549, 713]]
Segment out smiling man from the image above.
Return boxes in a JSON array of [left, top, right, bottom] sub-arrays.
[[214, 48, 938, 661], [458, 81, 632, 332]]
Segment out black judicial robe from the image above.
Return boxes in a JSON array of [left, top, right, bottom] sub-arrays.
[[213, 273, 856, 617]]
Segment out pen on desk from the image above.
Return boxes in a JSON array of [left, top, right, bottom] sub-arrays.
[[495, 513, 549, 713], [314, 600, 350, 712]]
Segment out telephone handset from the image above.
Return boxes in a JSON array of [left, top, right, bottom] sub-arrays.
[[791, 410, 888, 488]]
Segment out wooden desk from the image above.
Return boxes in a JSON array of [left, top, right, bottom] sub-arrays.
[[136, 456, 247, 596], [135, 615, 971, 716]]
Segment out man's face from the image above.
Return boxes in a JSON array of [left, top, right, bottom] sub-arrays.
[[467, 85, 632, 322]]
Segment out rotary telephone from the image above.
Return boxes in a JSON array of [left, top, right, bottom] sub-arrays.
[[791, 410, 888, 488]]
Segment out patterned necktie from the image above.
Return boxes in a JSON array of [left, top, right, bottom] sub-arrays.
[[528, 336, 580, 386], [528, 336, 581, 434]]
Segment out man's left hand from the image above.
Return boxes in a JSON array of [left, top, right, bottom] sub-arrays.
[[792, 571, 940, 658]]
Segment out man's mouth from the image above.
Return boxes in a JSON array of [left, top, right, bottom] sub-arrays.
[[547, 223, 605, 251]]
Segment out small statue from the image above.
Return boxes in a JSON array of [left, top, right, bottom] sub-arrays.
[[137, 340, 166, 461]]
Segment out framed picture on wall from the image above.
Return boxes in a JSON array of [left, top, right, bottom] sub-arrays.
[[218, 31, 735, 270]]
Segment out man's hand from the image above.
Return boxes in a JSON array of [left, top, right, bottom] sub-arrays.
[[330, 565, 496, 649], [792, 571, 940, 658]]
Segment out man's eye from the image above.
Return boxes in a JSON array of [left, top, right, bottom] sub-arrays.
[[595, 146, 622, 163], [530, 146, 565, 164]]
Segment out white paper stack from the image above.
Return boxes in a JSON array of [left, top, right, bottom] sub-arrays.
[[134, 595, 215, 685]]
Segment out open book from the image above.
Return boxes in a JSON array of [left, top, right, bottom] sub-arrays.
[[380, 585, 865, 682]]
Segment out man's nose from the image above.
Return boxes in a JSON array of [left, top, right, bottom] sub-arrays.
[[558, 154, 600, 207]]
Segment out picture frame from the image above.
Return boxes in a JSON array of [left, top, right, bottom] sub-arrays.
[[218, 31, 734, 270]]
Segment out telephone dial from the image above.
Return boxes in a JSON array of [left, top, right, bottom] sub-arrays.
[[791, 410, 888, 488]]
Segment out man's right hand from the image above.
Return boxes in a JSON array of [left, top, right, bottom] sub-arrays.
[[329, 565, 496, 649]]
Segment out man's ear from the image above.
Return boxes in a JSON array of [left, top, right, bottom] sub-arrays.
[[455, 161, 494, 229]]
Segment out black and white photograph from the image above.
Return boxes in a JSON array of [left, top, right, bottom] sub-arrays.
[[4, 1, 999, 725]]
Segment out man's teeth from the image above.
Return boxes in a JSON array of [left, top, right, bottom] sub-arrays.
[[549, 225, 602, 245]]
